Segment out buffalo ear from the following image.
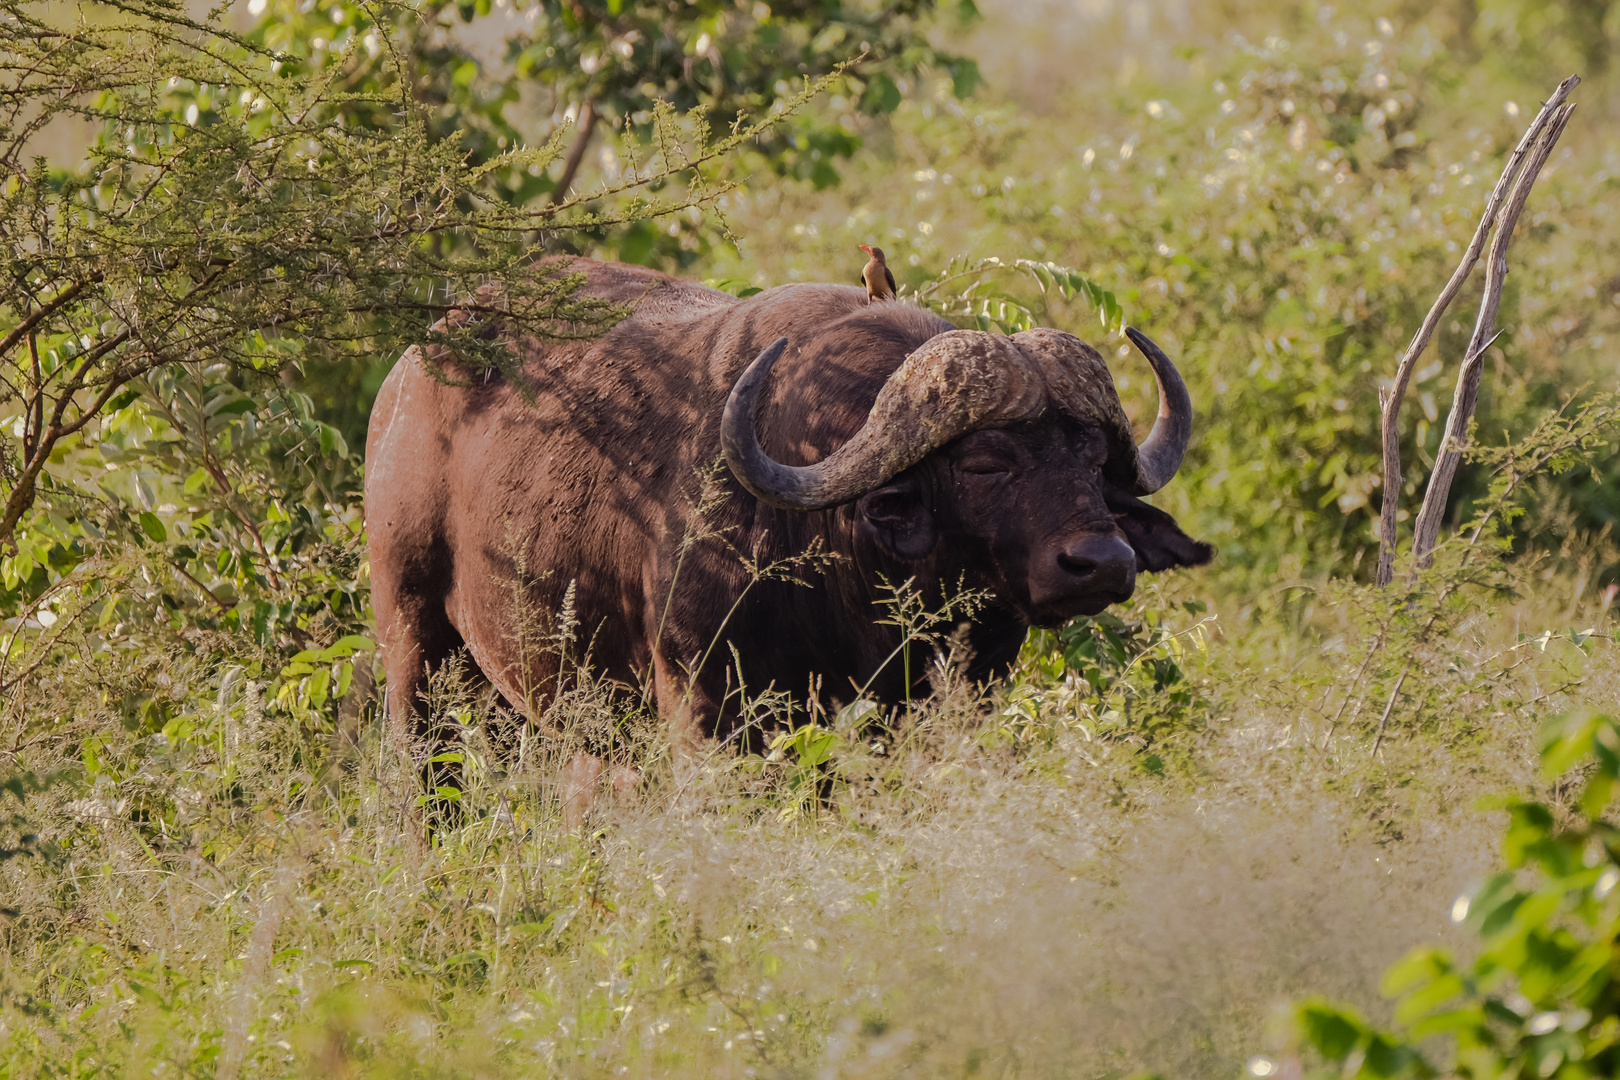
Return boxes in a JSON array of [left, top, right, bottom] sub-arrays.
[[1104, 486, 1214, 573], [856, 479, 938, 562]]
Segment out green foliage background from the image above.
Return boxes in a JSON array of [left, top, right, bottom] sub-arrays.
[[698, 0, 1620, 588]]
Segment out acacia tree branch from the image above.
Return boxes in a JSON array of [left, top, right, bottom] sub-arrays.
[[0, 256, 244, 548], [1374, 74, 1579, 586], [0, 328, 134, 548], [25, 330, 42, 461], [0, 278, 90, 358], [1410, 99, 1577, 571], [1463, 398, 1614, 549]]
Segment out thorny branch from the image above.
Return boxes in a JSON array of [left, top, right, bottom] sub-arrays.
[[550, 98, 597, 206]]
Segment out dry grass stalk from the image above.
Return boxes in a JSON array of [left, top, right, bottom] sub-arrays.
[[216, 865, 299, 1080], [1374, 74, 1580, 587]]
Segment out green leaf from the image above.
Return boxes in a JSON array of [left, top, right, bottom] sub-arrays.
[[1541, 713, 1602, 777], [859, 73, 901, 115], [1470, 872, 1523, 933], [1362, 1033, 1423, 1078], [321, 634, 374, 659], [1105, 294, 1124, 329], [81, 738, 104, 780], [1581, 768, 1616, 820], [1296, 1000, 1367, 1060], [1382, 947, 1452, 997], [307, 666, 330, 708], [1392, 968, 1465, 1026], [318, 422, 347, 458], [1504, 800, 1556, 851], [138, 512, 166, 543], [948, 57, 982, 99], [1407, 1004, 1487, 1042], [205, 394, 254, 417], [809, 24, 846, 53], [127, 979, 169, 1009], [835, 699, 881, 729]]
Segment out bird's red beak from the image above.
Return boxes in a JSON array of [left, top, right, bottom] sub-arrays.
[[859, 245, 872, 255]]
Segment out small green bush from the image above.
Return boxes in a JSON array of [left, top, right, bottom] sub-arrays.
[[1270, 710, 1620, 1080]]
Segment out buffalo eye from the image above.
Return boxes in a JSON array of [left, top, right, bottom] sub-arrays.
[[957, 457, 1012, 478], [951, 433, 1019, 480], [1069, 426, 1109, 469]]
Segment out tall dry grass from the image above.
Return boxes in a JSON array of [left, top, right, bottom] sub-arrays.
[[2, 561, 1612, 1077]]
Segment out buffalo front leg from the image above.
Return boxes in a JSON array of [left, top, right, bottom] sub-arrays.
[[648, 651, 716, 810], [375, 589, 469, 818]]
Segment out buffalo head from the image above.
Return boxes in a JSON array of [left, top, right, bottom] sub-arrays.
[[720, 325, 1211, 628]]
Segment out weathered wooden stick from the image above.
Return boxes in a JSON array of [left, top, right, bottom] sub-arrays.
[[1373, 74, 1580, 587], [1409, 98, 1577, 569]]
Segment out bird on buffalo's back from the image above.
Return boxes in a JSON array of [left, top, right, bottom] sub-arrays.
[[859, 244, 896, 303]]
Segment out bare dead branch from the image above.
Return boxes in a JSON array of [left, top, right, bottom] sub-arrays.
[[1369, 662, 1410, 758], [1410, 99, 1577, 570], [1374, 74, 1579, 586]]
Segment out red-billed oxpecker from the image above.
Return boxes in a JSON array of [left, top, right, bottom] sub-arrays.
[[859, 244, 896, 303]]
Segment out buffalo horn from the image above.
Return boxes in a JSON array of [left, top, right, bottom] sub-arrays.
[[719, 337, 844, 509], [721, 327, 1190, 510], [722, 332, 1043, 510], [1123, 326, 1192, 495], [721, 336, 922, 510]]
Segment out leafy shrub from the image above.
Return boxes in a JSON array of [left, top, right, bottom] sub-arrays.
[[1271, 710, 1620, 1080]]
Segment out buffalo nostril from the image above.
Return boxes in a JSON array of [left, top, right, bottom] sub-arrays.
[[1061, 551, 1101, 574], [1058, 535, 1136, 589]]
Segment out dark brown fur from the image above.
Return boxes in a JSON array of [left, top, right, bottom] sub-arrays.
[[365, 259, 1210, 747]]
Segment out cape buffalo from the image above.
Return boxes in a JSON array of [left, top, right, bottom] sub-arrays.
[[365, 258, 1211, 753]]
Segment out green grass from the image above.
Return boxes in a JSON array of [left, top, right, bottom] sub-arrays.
[[3, 567, 1613, 1077]]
